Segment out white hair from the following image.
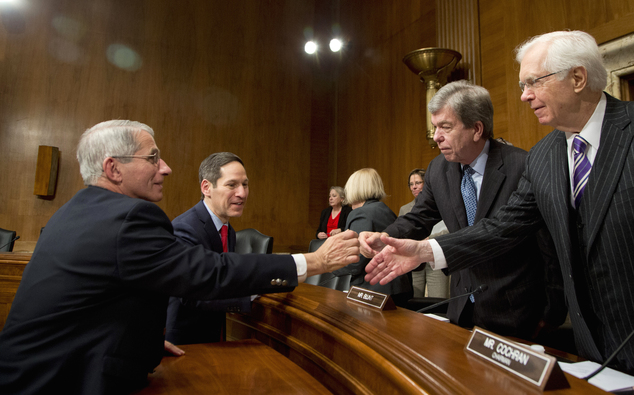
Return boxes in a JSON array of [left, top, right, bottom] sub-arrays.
[[515, 30, 607, 92], [76, 120, 155, 185]]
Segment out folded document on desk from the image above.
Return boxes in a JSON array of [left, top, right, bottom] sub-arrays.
[[559, 361, 634, 392]]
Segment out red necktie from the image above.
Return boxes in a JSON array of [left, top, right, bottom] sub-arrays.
[[220, 225, 228, 253]]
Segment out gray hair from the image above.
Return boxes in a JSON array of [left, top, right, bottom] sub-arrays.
[[344, 168, 386, 206], [428, 80, 494, 139], [330, 186, 345, 201], [515, 30, 607, 92], [199, 152, 244, 188], [77, 120, 155, 185]]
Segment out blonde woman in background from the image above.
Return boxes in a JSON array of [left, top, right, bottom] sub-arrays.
[[333, 168, 412, 307]]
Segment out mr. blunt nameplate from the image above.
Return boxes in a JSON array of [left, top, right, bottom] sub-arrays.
[[465, 327, 569, 391], [346, 286, 396, 310]]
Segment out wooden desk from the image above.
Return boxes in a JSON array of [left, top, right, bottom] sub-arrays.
[[135, 340, 331, 395], [0, 252, 30, 330], [0, 255, 609, 394], [227, 284, 608, 395]]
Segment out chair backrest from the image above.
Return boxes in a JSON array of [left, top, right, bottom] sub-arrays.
[[235, 228, 274, 254], [304, 273, 351, 292], [308, 238, 326, 252], [0, 228, 17, 252]]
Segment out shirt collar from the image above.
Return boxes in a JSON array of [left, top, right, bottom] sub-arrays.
[[462, 139, 490, 176], [564, 92, 606, 150], [203, 200, 227, 232]]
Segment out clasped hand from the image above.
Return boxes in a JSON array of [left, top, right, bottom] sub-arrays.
[[361, 232, 433, 286]]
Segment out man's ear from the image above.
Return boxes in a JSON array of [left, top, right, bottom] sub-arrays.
[[102, 157, 123, 183], [472, 121, 485, 142], [201, 179, 213, 198], [571, 66, 588, 93]]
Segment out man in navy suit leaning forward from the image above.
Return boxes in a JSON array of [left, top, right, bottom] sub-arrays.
[[0, 120, 359, 394], [364, 30, 634, 375], [166, 152, 253, 345]]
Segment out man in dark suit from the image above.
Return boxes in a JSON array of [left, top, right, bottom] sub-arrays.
[[0, 120, 359, 394], [360, 80, 565, 338], [365, 31, 634, 374], [166, 152, 253, 345]]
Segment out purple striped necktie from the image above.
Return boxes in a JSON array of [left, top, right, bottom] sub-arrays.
[[572, 135, 591, 208]]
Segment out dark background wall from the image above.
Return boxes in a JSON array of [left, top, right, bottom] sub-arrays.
[[1, 0, 632, 252]]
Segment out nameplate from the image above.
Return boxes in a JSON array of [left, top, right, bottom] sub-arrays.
[[346, 286, 396, 310], [465, 327, 568, 391]]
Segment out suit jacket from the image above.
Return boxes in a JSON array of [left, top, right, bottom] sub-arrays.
[[436, 95, 634, 374], [384, 139, 565, 338], [316, 205, 352, 238], [0, 187, 296, 394], [334, 200, 412, 297], [166, 200, 252, 345]]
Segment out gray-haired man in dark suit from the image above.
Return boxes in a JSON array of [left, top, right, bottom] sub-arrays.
[[361, 80, 565, 339]]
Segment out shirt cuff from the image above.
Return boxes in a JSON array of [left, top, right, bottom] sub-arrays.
[[428, 239, 448, 270], [292, 254, 308, 283]]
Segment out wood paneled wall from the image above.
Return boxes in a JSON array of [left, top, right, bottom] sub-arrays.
[[1, 0, 633, 253], [479, 0, 634, 149], [0, 0, 326, 252], [335, 0, 438, 213]]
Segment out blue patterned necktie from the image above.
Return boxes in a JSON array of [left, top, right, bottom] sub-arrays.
[[572, 135, 592, 208], [461, 165, 477, 226]]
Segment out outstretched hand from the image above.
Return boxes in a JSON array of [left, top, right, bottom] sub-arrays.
[[306, 230, 359, 277], [364, 234, 433, 286]]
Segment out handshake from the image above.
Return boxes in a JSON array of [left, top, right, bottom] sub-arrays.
[[307, 231, 433, 285]]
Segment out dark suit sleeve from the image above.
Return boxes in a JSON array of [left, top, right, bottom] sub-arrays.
[[316, 207, 330, 238], [171, 220, 251, 311], [436, 169, 545, 273], [117, 201, 297, 299], [383, 159, 443, 240]]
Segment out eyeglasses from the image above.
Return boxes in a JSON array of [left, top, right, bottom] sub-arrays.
[[519, 69, 567, 92], [408, 181, 423, 187], [111, 151, 160, 166]]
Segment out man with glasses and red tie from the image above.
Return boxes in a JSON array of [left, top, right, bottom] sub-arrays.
[[166, 152, 252, 346], [364, 30, 634, 375]]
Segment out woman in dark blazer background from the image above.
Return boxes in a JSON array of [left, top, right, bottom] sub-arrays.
[[316, 186, 352, 239]]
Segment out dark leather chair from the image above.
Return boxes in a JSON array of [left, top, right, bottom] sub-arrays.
[[308, 238, 326, 252], [305, 238, 351, 291], [235, 228, 274, 254], [0, 228, 17, 252]]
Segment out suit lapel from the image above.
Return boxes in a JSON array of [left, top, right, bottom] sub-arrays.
[[584, 97, 633, 250], [476, 141, 505, 223], [227, 223, 236, 253], [194, 200, 224, 252], [447, 163, 468, 227], [547, 131, 572, 245]]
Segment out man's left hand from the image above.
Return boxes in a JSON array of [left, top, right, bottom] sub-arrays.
[[164, 340, 185, 356]]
